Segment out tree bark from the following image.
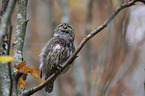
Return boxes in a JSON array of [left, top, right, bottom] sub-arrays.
[[12, 0, 28, 95]]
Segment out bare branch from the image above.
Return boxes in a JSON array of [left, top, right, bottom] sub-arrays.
[[0, 0, 16, 96], [21, 0, 145, 95], [12, 0, 28, 95], [0, 0, 16, 43], [13, 0, 28, 66]]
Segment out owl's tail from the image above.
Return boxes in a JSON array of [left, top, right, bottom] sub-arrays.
[[45, 78, 56, 93]]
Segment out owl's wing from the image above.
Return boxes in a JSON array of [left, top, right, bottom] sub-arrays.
[[45, 44, 65, 68], [40, 43, 71, 78]]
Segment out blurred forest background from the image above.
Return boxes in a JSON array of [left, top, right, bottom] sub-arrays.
[[5, 0, 145, 96]]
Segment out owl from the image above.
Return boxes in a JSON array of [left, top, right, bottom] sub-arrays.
[[39, 23, 75, 93]]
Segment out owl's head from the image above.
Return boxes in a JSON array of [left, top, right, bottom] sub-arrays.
[[54, 23, 75, 42]]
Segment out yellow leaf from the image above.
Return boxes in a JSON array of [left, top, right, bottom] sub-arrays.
[[22, 65, 35, 70], [15, 70, 23, 73], [18, 76, 25, 89], [0, 55, 14, 63], [14, 61, 26, 69], [31, 70, 38, 78], [23, 69, 31, 74], [22, 65, 38, 78], [14, 61, 38, 79]]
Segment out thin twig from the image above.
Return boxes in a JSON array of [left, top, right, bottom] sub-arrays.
[[8, 62, 13, 96], [8, 24, 13, 96], [7, 22, 13, 54], [21, 0, 144, 95]]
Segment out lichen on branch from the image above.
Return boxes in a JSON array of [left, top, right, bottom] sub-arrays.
[[13, 0, 28, 66], [12, 0, 28, 95]]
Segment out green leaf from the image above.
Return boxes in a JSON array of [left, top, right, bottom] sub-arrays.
[[0, 55, 14, 63]]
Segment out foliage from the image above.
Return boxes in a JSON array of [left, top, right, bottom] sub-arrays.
[[14, 60, 38, 89]]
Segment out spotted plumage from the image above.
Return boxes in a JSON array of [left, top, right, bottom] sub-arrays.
[[39, 23, 75, 93]]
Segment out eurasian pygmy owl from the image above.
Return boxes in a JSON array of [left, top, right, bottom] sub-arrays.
[[39, 23, 75, 93]]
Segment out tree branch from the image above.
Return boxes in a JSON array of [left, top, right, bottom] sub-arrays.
[[12, 0, 28, 95], [21, 0, 145, 95], [13, 0, 28, 66], [0, 0, 16, 43], [0, 0, 16, 96]]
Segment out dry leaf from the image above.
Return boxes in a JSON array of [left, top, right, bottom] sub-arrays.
[[22, 65, 36, 70], [30, 70, 38, 78], [23, 69, 31, 74], [22, 65, 38, 77], [15, 70, 23, 73], [14, 61, 26, 69], [14, 60, 38, 89], [31, 71, 38, 78], [18, 76, 26, 89]]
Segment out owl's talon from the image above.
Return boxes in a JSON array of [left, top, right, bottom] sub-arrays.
[[56, 65, 63, 73], [57, 65, 63, 69], [52, 64, 57, 70], [52, 64, 62, 74]]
